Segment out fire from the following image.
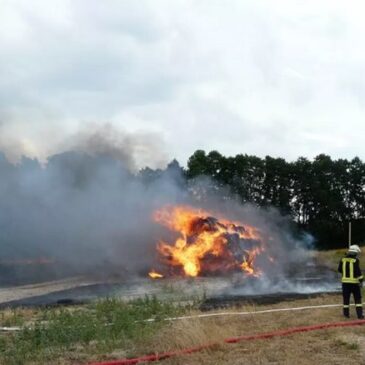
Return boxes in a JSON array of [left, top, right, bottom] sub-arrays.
[[149, 205, 266, 278], [148, 270, 164, 279], [240, 247, 263, 277]]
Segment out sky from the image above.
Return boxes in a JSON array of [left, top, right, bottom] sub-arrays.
[[1, 0, 365, 168]]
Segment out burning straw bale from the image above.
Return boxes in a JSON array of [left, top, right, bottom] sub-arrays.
[[149, 205, 271, 279]]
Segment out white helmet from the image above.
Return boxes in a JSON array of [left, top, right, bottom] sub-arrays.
[[348, 245, 361, 254]]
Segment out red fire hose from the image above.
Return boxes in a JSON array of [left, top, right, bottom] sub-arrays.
[[86, 319, 365, 365]]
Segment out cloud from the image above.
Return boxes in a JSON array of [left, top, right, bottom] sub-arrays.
[[1, 0, 365, 165]]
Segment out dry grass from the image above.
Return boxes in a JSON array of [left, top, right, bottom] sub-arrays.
[[138, 294, 365, 365], [0, 307, 38, 328], [134, 247, 365, 365], [314, 244, 365, 269], [1, 295, 365, 364], [2, 246, 365, 364]]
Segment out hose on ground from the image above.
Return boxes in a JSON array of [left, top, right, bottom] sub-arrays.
[[86, 319, 365, 365]]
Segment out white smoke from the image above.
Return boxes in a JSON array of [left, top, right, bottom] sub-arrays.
[[0, 130, 336, 295]]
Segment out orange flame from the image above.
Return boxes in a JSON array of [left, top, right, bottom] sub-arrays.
[[240, 247, 263, 277], [148, 270, 164, 279], [150, 205, 265, 278]]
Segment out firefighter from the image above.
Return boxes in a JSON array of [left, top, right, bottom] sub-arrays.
[[338, 245, 364, 319]]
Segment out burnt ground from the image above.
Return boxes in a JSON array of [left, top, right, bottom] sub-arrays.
[[0, 264, 341, 309], [199, 291, 341, 310]]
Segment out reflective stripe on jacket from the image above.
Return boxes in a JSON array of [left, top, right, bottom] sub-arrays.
[[338, 256, 364, 284]]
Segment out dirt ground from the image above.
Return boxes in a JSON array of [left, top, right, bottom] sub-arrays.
[[0, 277, 100, 304]]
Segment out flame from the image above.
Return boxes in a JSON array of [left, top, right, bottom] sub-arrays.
[[148, 270, 164, 279], [150, 205, 266, 278], [240, 248, 263, 277]]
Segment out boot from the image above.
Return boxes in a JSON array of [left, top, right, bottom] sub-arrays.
[[356, 306, 364, 319], [343, 307, 350, 318]]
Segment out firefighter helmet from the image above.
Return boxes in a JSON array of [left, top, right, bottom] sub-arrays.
[[348, 245, 361, 254]]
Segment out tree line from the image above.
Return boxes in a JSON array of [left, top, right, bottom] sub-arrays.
[[1, 148, 363, 250], [184, 150, 365, 249]]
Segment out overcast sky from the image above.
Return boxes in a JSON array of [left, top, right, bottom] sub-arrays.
[[1, 0, 365, 168]]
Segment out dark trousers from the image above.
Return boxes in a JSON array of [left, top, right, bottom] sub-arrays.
[[342, 283, 363, 318]]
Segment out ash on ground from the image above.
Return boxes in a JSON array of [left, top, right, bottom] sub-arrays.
[[0, 261, 340, 309]]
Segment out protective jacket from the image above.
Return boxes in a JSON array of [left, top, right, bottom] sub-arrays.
[[338, 253, 364, 319], [338, 254, 364, 284]]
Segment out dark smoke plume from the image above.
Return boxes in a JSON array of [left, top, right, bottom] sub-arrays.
[[63, 124, 168, 171]]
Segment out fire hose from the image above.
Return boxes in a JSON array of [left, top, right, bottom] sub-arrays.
[[1, 302, 363, 333], [1, 302, 364, 333], [86, 319, 365, 365]]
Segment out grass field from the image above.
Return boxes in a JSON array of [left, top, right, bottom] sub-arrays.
[[313, 247, 352, 270], [154, 295, 365, 365], [0, 296, 188, 365], [0, 248, 364, 365]]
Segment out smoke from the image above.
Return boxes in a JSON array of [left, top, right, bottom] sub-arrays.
[[0, 130, 336, 293], [182, 192, 312, 276], [160, 178, 338, 294], [0, 124, 38, 164], [62, 124, 169, 171], [0, 122, 169, 169], [0, 126, 184, 282]]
